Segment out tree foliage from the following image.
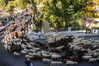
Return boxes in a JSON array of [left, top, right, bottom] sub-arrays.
[[6, 1, 16, 14], [40, 0, 94, 29], [0, 0, 95, 30], [16, 0, 40, 30], [0, 0, 6, 11]]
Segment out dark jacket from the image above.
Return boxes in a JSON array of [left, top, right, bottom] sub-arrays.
[[25, 60, 31, 66]]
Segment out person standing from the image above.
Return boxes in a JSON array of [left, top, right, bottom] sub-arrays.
[[25, 58, 33, 66], [41, 28, 44, 35], [56, 29, 58, 33], [38, 31, 41, 39], [1, 19, 5, 26], [86, 28, 88, 34]]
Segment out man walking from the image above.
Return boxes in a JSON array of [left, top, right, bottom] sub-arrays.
[[25, 58, 33, 66]]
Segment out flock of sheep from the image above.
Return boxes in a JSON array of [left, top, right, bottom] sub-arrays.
[[2, 31, 99, 66], [1, 11, 99, 66]]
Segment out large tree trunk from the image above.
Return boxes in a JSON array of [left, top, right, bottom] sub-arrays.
[[56, 18, 60, 29], [65, 19, 68, 30]]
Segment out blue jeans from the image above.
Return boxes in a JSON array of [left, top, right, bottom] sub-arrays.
[[38, 35, 41, 39]]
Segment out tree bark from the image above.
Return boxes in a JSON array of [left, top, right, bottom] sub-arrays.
[[65, 19, 68, 30]]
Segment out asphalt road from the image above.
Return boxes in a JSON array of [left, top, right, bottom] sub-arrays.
[[0, 28, 99, 66]]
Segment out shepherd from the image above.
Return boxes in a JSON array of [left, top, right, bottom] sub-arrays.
[[25, 58, 34, 66]]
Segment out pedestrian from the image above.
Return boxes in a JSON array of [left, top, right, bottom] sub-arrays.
[[25, 58, 33, 66], [38, 31, 41, 39], [1, 20, 5, 26], [93, 27, 95, 33], [86, 28, 88, 34], [56, 29, 58, 33], [41, 28, 44, 35]]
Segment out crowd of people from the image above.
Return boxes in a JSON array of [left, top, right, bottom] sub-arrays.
[[86, 27, 96, 34], [0, 9, 32, 27], [0, 15, 16, 26]]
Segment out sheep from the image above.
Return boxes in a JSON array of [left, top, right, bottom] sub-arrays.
[[95, 49, 99, 52], [27, 44, 32, 48], [15, 38, 20, 41], [82, 56, 92, 60], [50, 61, 62, 66], [42, 58, 51, 63], [81, 48, 87, 51], [94, 40, 99, 43], [93, 52, 99, 57], [33, 47, 40, 51], [89, 58, 97, 62], [23, 39, 27, 42], [42, 54, 50, 58], [30, 42, 35, 45], [32, 53, 41, 56], [51, 55, 61, 59], [30, 49, 36, 52], [4, 44, 8, 50], [41, 51, 49, 54], [21, 50, 28, 54], [97, 56, 99, 61], [13, 52, 20, 56], [66, 61, 78, 65], [21, 44, 27, 49], [49, 53, 59, 56], [25, 55, 31, 58], [7, 45, 11, 52], [2, 39, 5, 43], [16, 42, 21, 45], [56, 46, 64, 50], [28, 52, 34, 56]]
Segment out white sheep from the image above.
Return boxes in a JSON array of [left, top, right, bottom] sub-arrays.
[[7, 45, 11, 51], [21, 44, 27, 49], [25, 55, 31, 58], [32, 53, 41, 56], [56, 46, 64, 50], [28, 52, 33, 56], [51, 55, 61, 59], [21, 50, 28, 54], [30, 49, 36, 52], [23, 39, 27, 42], [16, 42, 21, 45], [82, 56, 92, 60], [41, 51, 49, 54], [66, 61, 78, 65], [27, 44, 32, 48], [4, 44, 8, 50], [95, 49, 99, 52], [19, 42, 22, 45], [15, 38, 20, 41], [42, 58, 51, 63], [30, 42, 35, 45], [89, 58, 97, 62], [49, 53, 59, 56], [42, 54, 50, 58], [93, 52, 99, 57], [81, 48, 86, 51], [13, 52, 20, 56], [97, 56, 99, 61], [33, 47, 40, 51], [2, 39, 5, 43], [50, 61, 62, 66]]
